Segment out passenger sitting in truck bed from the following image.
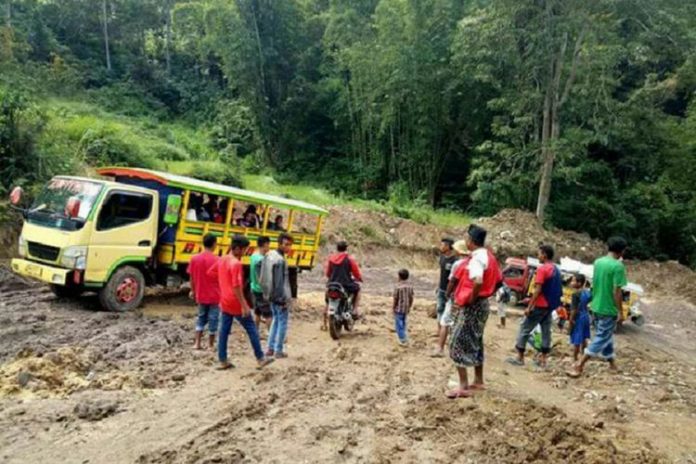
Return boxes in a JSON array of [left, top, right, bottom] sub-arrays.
[[237, 205, 259, 228], [203, 195, 220, 222], [268, 215, 285, 231], [187, 193, 204, 221]]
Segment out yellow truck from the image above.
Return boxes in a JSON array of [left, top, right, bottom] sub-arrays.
[[9, 168, 328, 311]]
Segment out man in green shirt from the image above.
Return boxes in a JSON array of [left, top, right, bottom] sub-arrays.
[[568, 237, 628, 378], [251, 236, 272, 331]]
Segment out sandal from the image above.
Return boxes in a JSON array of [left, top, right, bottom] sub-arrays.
[[469, 384, 486, 391], [216, 362, 235, 370], [446, 388, 472, 399], [565, 369, 582, 378], [506, 357, 524, 367]]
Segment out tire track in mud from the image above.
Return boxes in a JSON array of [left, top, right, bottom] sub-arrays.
[[136, 297, 667, 464]]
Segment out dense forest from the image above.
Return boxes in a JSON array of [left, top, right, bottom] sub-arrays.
[[1, 0, 695, 266]]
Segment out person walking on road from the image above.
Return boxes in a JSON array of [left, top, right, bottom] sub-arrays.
[[507, 245, 563, 369], [209, 235, 274, 370], [188, 233, 221, 350], [445, 225, 501, 399], [567, 237, 628, 378], [261, 233, 294, 359], [250, 236, 272, 332]]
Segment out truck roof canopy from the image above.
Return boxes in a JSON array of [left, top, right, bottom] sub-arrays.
[[97, 167, 328, 216]]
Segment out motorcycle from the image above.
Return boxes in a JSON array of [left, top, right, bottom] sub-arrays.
[[326, 282, 355, 340]]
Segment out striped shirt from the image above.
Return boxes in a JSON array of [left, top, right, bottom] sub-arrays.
[[393, 282, 414, 314]]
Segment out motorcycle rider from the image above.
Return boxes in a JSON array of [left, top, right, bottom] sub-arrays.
[[323, 241, 363, 330]]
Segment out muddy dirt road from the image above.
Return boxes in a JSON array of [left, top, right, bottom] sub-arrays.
[[1, 266, 695, 463]]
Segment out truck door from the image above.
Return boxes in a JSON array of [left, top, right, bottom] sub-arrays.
[[85, 189, 157, 284]]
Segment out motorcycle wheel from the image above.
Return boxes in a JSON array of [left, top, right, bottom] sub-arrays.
[[329, 315, 342, 340], [344, 317, 354, 332]]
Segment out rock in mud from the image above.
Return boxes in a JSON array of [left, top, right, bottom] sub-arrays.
[[74, 400, 120, 421], [17, 371, 32, 388]]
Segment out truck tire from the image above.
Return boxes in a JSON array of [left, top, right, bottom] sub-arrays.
[[99, 266, 145, 312]]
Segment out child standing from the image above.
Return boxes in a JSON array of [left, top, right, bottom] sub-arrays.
[[568, 273, 592, 361], [496, 283, 511, 328], [188, 234, 220, 350], [393, 269, 414, 345]]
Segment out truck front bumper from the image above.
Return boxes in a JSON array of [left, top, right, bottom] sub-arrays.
[[11, 259, 70, 286]]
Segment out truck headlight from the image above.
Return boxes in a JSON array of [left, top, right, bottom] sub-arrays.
[[18, 235, 27, 257], [61, 246, 88, 270]]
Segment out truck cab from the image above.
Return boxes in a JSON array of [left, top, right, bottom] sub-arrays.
[[10, 168, 328, 312], [11, 176, 158, 311]]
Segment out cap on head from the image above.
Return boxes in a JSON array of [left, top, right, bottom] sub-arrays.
[[452, 240, 468, 255]]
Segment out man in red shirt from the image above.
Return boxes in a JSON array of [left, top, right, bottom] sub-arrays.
[[209, 235, 274, 370], [323, 241, 363, 330], [508, 244, 562, 368], [188, 234, 221, 350]]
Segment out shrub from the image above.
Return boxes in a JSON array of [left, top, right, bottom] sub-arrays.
[[190, 161, 243, 187], [76, 127, 160, 169]]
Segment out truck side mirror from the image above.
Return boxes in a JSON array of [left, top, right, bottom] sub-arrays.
[[9, 186, 24, 206], [164, 194, 182, 225]]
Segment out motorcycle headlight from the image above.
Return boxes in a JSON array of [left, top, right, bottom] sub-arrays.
[[61, 246, 88, 270], [18, 235, 27, 257]]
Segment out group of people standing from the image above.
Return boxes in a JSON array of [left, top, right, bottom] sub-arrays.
[[187, 232, 295, 369], [433, 228, 630, 398]]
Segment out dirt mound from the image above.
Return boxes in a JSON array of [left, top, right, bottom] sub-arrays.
[[320, 207, 453, 267], [407, 396, 665, 463], [477, 209, 605, 262], [626, 260, 696, 305], [0, 346, 146, 398]]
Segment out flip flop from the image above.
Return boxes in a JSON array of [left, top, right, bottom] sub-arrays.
[[257, 358, 275, 369], [216, 362, 235, 370], [469, 384, 486, 391], [506, 357, 524, 366], [429, 350, 445, 358], [566, 369, 582, 378], [446, 388, 472, 399]]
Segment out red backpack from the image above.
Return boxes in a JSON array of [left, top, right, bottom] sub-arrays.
[[453, 249, 502, 306]]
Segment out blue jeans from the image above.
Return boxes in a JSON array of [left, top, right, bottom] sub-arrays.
[[267, 303, 289, 354], [585, 315, 616, 360], [218, 312, 264, 363], [394, 313, 408, 342], [436, 289, 447, 318], [515, 307, 553, 354], [196, 304, 220, 334]]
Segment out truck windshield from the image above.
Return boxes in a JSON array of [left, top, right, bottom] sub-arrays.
[[27, 178, 103, 231]]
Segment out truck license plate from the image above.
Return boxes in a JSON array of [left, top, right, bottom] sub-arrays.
[[25, 264, 42, 278]]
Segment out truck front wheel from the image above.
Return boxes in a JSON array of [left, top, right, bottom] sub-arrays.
[[99, 266, 145, 312]]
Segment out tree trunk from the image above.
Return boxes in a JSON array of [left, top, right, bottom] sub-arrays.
[[536, 84, 554, 221], [164, 0, 172, 75], [101, 0, 112, 72]]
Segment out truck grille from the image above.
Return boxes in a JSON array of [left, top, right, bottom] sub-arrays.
[[28, 242, 60, 262]]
